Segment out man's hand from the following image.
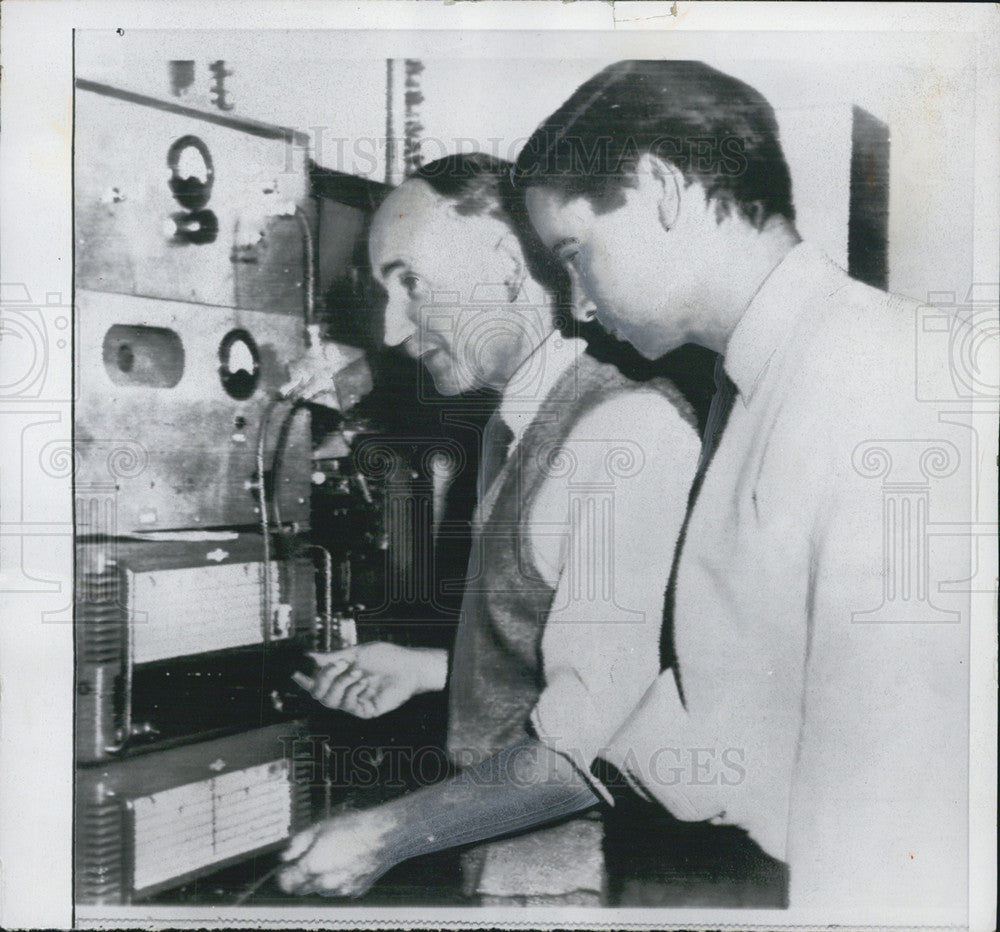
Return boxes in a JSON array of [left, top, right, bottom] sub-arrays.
[[278, 807, 397, 897], [278, 738, 600, 898], [292, 642, 449, 718]]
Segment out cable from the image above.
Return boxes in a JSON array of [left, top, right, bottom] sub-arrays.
[[295, 206, 316, 332], [258, 394, 308, 619], [256, 397, 283, 642], [269, 400, 307, 533], [233, 863, 283, 906]]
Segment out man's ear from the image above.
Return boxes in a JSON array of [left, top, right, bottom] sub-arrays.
[[495, 230, 527, 301], [636, 152, 682, 232]]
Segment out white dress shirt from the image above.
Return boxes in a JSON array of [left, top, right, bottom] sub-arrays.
[[478, 330, 701, 780], [601, 244, 970, 922]]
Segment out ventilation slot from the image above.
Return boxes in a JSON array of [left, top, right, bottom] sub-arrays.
[[77, 566, 124, 665], [76, 797, 124, 904]]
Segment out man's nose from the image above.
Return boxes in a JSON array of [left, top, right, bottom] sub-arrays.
[[383, 294, 418, 348], [569, 275, 598, 323]]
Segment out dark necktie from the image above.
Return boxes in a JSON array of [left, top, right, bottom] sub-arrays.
[[479, 410, 515, 500], [659, 356, 738, 681]]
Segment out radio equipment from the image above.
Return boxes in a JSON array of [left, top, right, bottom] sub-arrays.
[[75, 288, 313, 535], [75, 722, 311, 904], [74, 75, 329, 905], [75, 78, 310, 315], [73, 69, 404, 904], [74, 79, 314, 535], [76, 535, 317, 763]]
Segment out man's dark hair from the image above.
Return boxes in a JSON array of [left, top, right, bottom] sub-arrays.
[[411, 152, 568, 302], [512, 60, 795, 229]]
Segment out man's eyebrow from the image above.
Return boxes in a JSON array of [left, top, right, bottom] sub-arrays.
[[379, 259, 405, 278]]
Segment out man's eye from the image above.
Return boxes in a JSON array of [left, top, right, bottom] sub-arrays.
[[401, 274, 422, 296]]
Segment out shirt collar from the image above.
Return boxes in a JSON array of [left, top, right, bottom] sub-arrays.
[[724, 242, 841, 403], [499, 330, 586, 445]]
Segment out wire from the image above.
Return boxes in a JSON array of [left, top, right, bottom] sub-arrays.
[[269, 400, 306, 533], [295, 206, 315, 332], [256, 397, 283, 642], [233, 862, 283, 905]]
